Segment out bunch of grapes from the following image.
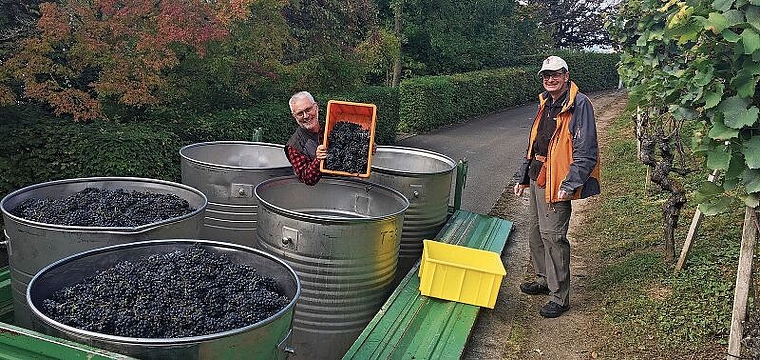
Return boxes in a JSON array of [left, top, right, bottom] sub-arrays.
[[325, 121, 371, 174]]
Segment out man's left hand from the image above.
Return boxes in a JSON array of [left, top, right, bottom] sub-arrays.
[[558, 189, 571, 200], [316, 144, 328, 161]]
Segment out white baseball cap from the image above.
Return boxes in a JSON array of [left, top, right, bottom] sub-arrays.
[[538, 56, 568, 75]]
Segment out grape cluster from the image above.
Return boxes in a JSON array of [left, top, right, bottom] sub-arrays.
[[40, 245, 291, 338], [325, 121, 371, 174], [11, 187, 195, 227]]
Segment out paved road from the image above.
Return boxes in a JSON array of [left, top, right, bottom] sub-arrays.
[[396, 102, 537, 214]]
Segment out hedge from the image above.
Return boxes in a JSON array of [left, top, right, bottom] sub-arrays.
[[0, 107, 184, 199], [398, 51, 620, 134]]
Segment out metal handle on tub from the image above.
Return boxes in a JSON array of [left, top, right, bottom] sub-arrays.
[[277, 329, 296, 354]]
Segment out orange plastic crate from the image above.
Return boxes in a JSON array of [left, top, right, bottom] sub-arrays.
[[320, 100, 377, 178]]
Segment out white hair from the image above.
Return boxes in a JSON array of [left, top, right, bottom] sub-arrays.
[[289, 91, 315, 111]]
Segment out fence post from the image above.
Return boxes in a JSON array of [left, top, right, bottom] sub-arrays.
[[727, 206, 759, 359]]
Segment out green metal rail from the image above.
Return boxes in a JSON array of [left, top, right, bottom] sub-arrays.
[[0, 322, 134, 360], [343, 209, 513, 359]]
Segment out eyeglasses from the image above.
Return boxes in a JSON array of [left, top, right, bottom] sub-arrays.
[[293, 103, 317, 119], [540, 71, 566, 81]]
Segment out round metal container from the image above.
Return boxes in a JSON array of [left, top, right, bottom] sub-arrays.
[[0, 177, 208, 329], [180, 141, 293, 247], [369, 146, 456, 282], [254, 176, 409, 360], [27, 239, 300, 360]]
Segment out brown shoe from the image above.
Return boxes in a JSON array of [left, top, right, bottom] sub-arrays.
[[519, 281, 550, 295]]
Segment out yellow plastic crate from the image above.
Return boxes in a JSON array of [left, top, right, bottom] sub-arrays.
[[418, 240, 506, 308]]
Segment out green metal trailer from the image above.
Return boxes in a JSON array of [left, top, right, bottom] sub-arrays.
[[0, 159, 475, 359]]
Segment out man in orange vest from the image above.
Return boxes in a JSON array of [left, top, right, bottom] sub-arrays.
[[513, 56, 601, 318]]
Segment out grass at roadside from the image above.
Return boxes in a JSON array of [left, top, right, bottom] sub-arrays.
[[576, 107, 744, 359]]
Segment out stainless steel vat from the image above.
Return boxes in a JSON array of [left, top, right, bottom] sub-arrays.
[[0, 177, 208, 329], [180, 141, 293, 246], [27, 239, 300, 360], [369, 146, 456, 281], [254, 176, 409, 360]]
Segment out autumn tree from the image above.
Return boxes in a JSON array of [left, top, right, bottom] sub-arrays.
[[527, 0, 618, 49], [281, 0, 383, 91], [0, 0, 44, 104], [0, 0, 258, 121], [375, 0, 548, 77], [165, 0, 291, 111]]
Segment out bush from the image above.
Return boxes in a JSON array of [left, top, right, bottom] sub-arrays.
[[518, 50, 620, 92], [398, 52, 620, 134], [0, 106, 183, 203], [398, 67, 538, 134], [161, 86, 400, 146]]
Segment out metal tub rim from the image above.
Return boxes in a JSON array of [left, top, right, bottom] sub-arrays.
[[27, 239, 301, 345], [254, 176, 409, 224], [179, 141, 292, 170], [371, 146, 456, 176], [0, 177, 208, 234]]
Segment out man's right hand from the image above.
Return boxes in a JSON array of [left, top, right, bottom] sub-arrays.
[[513, 184, 526, 196]]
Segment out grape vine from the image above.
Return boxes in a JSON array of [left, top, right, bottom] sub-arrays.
[[608, 0, 760, 216]]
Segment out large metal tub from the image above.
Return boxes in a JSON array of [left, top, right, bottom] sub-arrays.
[[254, 176, 409, 360], [369, 146, 456, 282], [0, 177, 208, 329], [180, 141, 293, 246], [27, 239, 300, 360]]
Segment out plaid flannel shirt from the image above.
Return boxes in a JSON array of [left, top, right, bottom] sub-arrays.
[[286, 145, 322, 185]]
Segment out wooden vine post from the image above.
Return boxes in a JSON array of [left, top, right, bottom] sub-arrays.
[[676, 142, 729, 273], [727, 206, 759, 359], [674, 169, 720, 273]]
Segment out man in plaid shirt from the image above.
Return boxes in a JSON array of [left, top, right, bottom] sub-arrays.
[[284, 91, 328, 185]]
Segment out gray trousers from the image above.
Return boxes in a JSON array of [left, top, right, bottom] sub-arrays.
[[527, 180, 572, 306]]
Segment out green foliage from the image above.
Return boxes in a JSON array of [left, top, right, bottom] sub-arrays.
[[164, 0, 292, 111], [577, 113, 739, 358], [161, 102, 296, 145], [283, 0, 379, 63], [398, 52, 620, 134], [518, 50, 621, 92], [152, 86, 400, 146], [528, 0, 615, 49], [384, 0, 547, 76], [285, 48, 368, 93], [356, 29, 401, 86], [0, 106, 183, 202], [607, 0, 760, 213], [398, 76, 456, 133]]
